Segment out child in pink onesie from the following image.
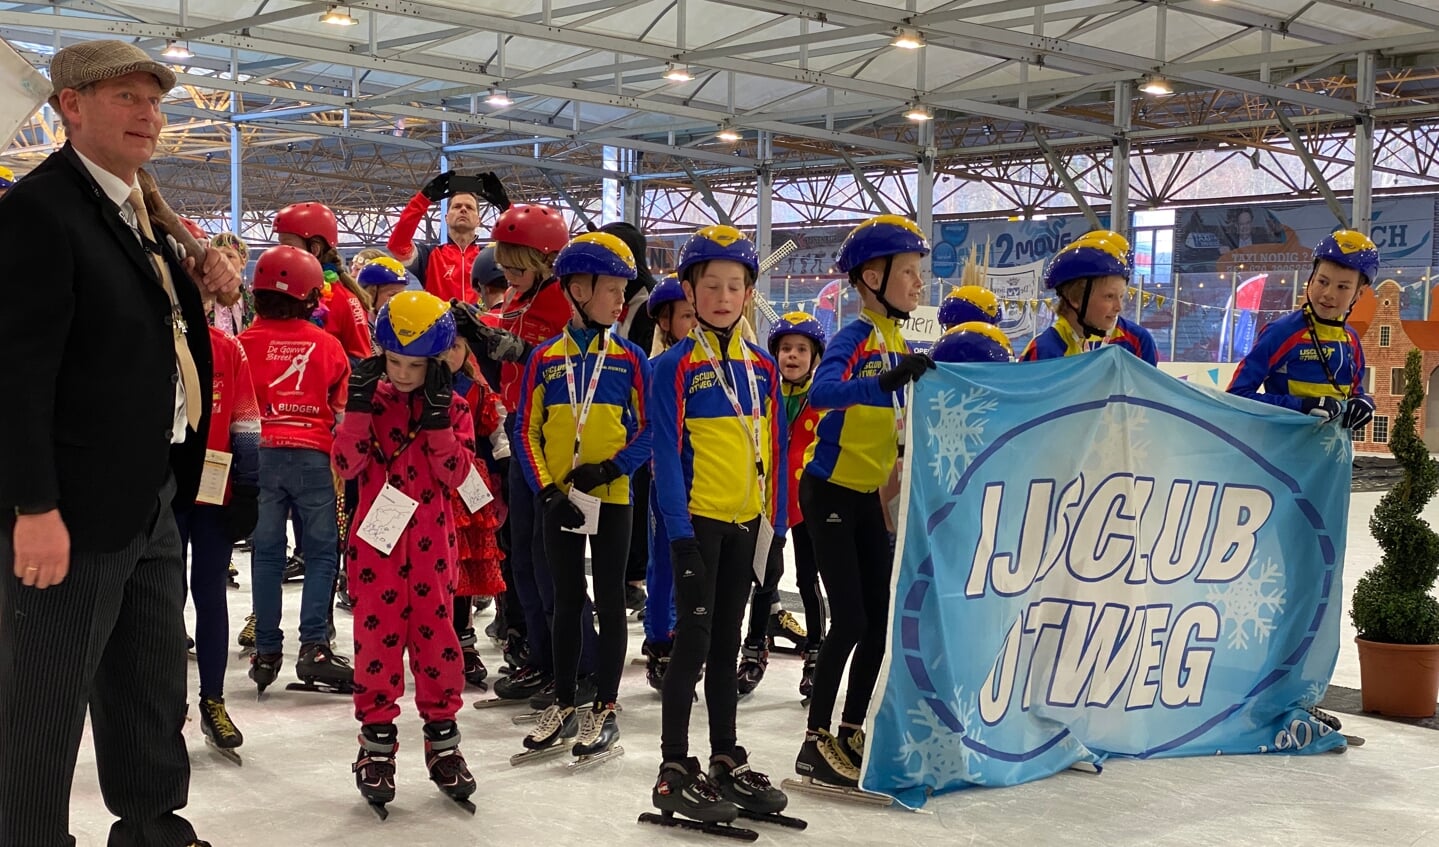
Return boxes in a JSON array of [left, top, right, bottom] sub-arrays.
[[333, 290, 479, 814]]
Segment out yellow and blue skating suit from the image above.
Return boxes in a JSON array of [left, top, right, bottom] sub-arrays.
[[1021, 315, 1158, 364], [516, 326, 652, 505], [802, 308, 908, 494], [648, 327, 788, 542], [1227, 308, 1366, 412]]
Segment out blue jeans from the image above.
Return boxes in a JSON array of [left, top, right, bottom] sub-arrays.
[[253, 448, 337, 654], [644, 483, 676, 643], [176, 505, 232, 698]]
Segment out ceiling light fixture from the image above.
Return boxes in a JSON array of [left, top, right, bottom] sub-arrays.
[[1139, 74, 1173, 96], [663, 63, 694, 82], [486, 87, 513, 107], [717, 123, 741, 142], [904, 103, 933, 122], [319, 5, 358, 26], [891, 28, 925, 49], [161, 40, 193, 60]]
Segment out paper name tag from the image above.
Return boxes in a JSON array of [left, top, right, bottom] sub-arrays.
[[196, 449, 232, 506], [458, 465, 494, 514], [562, 488, 601, 536], [355, 483, 419, 555], [752, 516, 775, 582]]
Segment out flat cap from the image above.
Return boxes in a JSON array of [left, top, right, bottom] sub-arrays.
[[49, 39, 176, 94]]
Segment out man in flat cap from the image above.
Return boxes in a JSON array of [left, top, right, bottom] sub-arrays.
[[0, 39, 237, 847]]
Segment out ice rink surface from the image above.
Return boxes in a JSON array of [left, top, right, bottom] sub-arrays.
[[61, 490, 1439, 847]]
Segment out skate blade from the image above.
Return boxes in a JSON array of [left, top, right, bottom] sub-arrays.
[[566, 745, 624, 772], [769, 643, 804, 656], [737, 808, 808, 830], [204, 737, 243, 767], [1343, 734, 1367, 747], [285, 681, 355, 695], [511, 710, 545, 726], [473, 697, 527, 710], [444, 796, 477, 815], [367, 801, 390, 821], [509, 741, 575, 767], [630, 657, 648, 666], [780, 776, 892, 806], [638, 811, 757, 841]]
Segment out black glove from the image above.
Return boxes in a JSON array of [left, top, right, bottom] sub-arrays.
[[450, 300, 528, 363], [877, 353, 936, 393], [450, 172, 510, 211], [565, 460, 622, 494], [1300, 396, 1342, 423], [670, 536, 706, 610], [223, 483, 259, 543], [421, 170, 455, 202], [347, 355, 388, 413], [1342, 396, 1375, 431], [539, 483, 586, 530], [419, 359, 454, 430]]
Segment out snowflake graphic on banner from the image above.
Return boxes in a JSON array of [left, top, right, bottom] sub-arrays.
[[1089, 402, 1151, 470], [1320, 425, 1352, 463], [926, 388, 997, 489], [1298, 680, 1327, 709], [896, 686, 984, 784], [1206, 557, 1286, 650]]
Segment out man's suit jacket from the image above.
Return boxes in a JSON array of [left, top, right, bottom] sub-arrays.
[[0, 143, 213, 553]]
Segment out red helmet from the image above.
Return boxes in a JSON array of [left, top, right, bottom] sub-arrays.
[[179, 217, 207, 241], [491, 203, 569, 254], [252, 245, 325, 300], [274, 202, 339, 248]]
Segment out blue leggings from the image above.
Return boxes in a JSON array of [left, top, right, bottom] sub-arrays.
[[643, 484, 677, 644], [176, 505, 231, 699]]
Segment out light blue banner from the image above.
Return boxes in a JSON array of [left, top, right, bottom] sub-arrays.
[[866, 347, 1351, 807]]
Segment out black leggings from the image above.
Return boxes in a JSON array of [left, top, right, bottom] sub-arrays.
[[799, 472, 891, 731], [744, 522, 823, 649], [660, 516, 758, 762], [625, 466, 651, 584], [546, 502, 632, 706]]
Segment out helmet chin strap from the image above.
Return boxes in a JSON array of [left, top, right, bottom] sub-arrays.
[[566, 274, 613, 331], [1065, 278, 1107, 340], [862, 255, 911, 320]]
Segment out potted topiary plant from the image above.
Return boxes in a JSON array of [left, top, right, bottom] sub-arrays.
[[1351, 347, 1439, 717]]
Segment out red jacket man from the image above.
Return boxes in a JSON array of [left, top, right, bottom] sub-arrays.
[[388, 172, 507, 305]]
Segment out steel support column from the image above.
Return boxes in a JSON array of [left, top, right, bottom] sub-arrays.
[[228, 49, 242, 236], [756, 130, 774, 304], [1110, 80, 1132, 237], [1352, 51, 1376, 236]]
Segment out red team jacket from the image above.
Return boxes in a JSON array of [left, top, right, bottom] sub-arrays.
[[481, 277, 572, 413], [386, 192, 481, 305], [781, 379, 822, 529], [239, 317, 351, 454], [205, 327, 263, 504], [320, 280, 374, 361]]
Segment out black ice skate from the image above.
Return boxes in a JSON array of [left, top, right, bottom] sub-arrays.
[[837, 726, 865, 772], [643, 639, 670, 693], [462, 647, 489, 691], [799, 646, 819, 705], [282, 553, 305, 583], [236, 614, 256, 657], [624, 583, 647, 615], [476, 664, 549, 709], [767, 610, 806, 654], [424, 720, 476, 814], [227, 561, 240, 590], [784, 730, 891, 806], [568, 702, 623, 771], [710, 747, 806, 830], [249, 651, 282, 697], [287, 642, 355, 694], [199, 696, 244, 766], [640, 758, 753, 840], [354, 724, 398, 820], [735, 642, 767, 697], [510, 704, 578, 766]]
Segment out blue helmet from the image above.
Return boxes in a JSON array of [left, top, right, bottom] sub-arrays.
[[1043, 231, 1132, 290], [930, 321, 1013, 364], [471, 243, 506, 291], [1313, 229, 1380, 284], [375, 290, 456, 358], [554, 232, 638, 281], [938, 285, 1002, 329], [356, 256, 407, 288], [767, 311, 826, 358], [676, 225, 759, 283], [835, 215, 930, 273], [647, 275, 687, 318]]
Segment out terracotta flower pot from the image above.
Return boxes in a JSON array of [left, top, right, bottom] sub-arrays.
[[1355, 637, 1439, 718]]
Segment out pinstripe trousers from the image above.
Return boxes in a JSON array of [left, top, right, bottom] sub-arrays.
[[0, 474, 197, 847]]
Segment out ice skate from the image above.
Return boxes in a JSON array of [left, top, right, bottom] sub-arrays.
[[568, 703, 624, 771], [282, 552, 305, 583], [837, 726, 866, 772], [287, 642, 355, 694], [354, 724, 398, 820], [187, 636, 196, 660], [227, 561, 240, 590], [1307, 706, 1343, 732], [458, 630, 488, 692], [424, 720, 477, 814], [625, 583, 647, 615], [711, 747, 806, 830], [767, 610, 807, 654], [735, 642, 767, 697], [249, 651, 282, 697], [199, 696, 244, 766], [236, 614, 256, 657], [640, 757, 754, 840], [510, 704, 577, 766], [643, 639, 670, 694], [799, 646, 819, 705], [782, 730, 891, 806]]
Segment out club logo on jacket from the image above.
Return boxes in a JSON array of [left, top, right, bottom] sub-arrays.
[[688, 370, 718, 394], [266, 341, 316, 391]]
